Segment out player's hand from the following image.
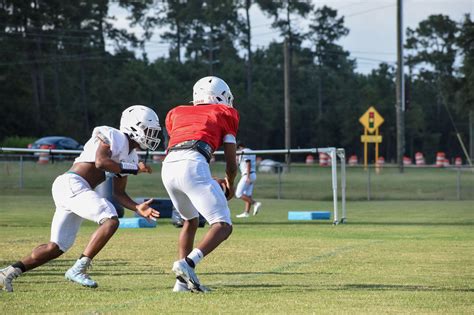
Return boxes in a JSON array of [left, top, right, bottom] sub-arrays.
[[245, 176, 251, 185], [136, 199, 160, 222], [224, 177, 235, 201], [138, 161, 152, 174]]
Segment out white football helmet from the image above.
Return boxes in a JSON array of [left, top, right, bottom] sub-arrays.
[[192, 76, 234, 107], [120, 105, 161, 151]]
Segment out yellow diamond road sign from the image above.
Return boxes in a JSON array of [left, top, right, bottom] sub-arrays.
[[359, 106, 384, 133]]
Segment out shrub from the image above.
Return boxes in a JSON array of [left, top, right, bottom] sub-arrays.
[[1, 136, 37, 148]]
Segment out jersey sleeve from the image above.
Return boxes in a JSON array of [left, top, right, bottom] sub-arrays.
[[94, 127, 126, 156], [222, 108, 239, 138], [165, 109, 174, 135]]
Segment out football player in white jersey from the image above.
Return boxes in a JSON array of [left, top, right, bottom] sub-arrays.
[[0, 105, 161, 292], [235, 142, 262, 218]]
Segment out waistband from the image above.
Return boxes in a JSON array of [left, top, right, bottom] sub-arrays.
[[168, 140, 213, 163], [242, 171, 256, 175], [66, 170, 81, 177], [63, 171, 91, 189]]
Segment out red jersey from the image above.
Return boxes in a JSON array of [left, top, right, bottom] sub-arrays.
[[166, 104, 239, 151]]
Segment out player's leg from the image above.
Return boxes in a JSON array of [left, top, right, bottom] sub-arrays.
[[162, 159, 204, 292], [179, 217, 199, 259], [81, 216, 119, 259], [194, 221, 233, 255], [235, 176, 251, 217], [15, 209, 71, 270], [0, 174, 82, 292], [65, 220, 119, 289], [243, 174, 261, 215], [0, 242, 64, 293], [174, 161, 232, 292], [62, 181, 119, 288], [173, 217, 199, 292]]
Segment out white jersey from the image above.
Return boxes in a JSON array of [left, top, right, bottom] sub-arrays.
[[74, 126, 139, 176], [239, 147, 256, 174]]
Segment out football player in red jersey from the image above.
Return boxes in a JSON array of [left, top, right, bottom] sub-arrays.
[[162, 76, 239, 293]]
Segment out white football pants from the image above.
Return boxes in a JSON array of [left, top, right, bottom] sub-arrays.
[[50, 173, 117, 252], [161, 150, 232, 225]]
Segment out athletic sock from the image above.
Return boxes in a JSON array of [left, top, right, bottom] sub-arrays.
[[12, 261, 26, 273], [185, 257, 195, 268], [186, 248, 204, 268]]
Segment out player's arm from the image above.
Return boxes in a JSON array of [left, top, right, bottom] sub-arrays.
[[245, 160, 251, 183], [94, 140, 121, 174], [223, 142, 237, 200], [95, 139, 151, 175], [113, 176, 160, 221]]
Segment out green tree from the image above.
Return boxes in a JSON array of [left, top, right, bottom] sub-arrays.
[[405, 14, 464, 159]]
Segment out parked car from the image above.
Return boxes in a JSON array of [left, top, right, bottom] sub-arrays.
[[28, 136, 83, 161], [28, 136, 84, 151]]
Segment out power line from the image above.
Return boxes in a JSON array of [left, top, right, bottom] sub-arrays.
[[0, 53, 132, 67], [345, 3, 396, 18]]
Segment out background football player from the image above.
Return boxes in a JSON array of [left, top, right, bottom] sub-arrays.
[[235, 141, 262, 218], [0, 105, 161, 292], [162, 76, 239, 293]]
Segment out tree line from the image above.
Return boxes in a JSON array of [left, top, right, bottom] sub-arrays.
[[0, 0, 472, 163]]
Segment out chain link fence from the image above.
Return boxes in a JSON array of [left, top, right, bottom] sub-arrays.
[[1, 152, 473, 201]]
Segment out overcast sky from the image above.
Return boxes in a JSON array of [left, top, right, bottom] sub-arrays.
[[109, 0, 473, 74]]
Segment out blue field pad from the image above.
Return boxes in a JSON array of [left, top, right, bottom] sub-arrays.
[[119, 217, 157, 228], [288, 211, 331, 220]]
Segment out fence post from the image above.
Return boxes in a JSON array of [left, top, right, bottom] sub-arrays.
[[19, 155, 24, 189], [367, 165, 371, 201], [457, 168, 461, 200], [277, 166, 282, 199]]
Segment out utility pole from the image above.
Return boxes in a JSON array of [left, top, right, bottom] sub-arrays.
[[396, 0, 405, 172], [203, 30, 219, 75], [470, 111, 474, 162], [245, 0, 253, 98], [284, 38, 291, 167]]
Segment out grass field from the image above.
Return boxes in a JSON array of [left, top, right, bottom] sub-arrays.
[[0, 162, 473, 314]]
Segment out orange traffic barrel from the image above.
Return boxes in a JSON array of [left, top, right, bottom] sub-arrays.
[[376, 156, 385, 167], [436, 152, 445, 167], [319, 152, 329, 167], [348, 155, 358, 166], [415, 152, 425, 166], [403, 156, 412, 165], [37, 145, 50, 164]]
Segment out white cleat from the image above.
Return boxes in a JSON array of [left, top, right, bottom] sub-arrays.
[[173, 277, 190, 292], [172, 259, 209, 293], [65, 257, 98, 288], [0, 266, 22, 292], [253, 202, 262, 216], [236, 212, 249, 218], [173, 276, 212, 293]]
